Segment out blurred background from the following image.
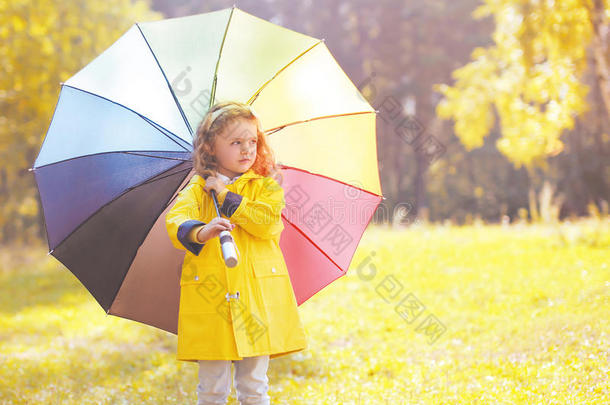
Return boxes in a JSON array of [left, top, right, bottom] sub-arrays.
[[2, 0, 608, 244]]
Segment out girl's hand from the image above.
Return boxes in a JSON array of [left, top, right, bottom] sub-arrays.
[[203, 174, 227, 196], [196, 217, 235, 243]]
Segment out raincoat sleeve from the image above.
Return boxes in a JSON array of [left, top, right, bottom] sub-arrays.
[[165, 182, 207, 255], [217, 176, 285, 240]]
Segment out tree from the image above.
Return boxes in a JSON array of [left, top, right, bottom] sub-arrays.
[[435, 0, 610, 169], [0, 0, 162, 243]]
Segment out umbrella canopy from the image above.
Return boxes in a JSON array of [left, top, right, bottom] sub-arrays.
[[32, 6, 383, 334]]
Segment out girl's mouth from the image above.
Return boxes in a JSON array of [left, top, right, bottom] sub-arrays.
[[239, 159, 250, 163]]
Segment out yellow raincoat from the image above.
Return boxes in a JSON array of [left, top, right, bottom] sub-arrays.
[[165, 168, 307, 362]]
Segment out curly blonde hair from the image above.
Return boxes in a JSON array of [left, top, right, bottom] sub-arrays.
[[191, 101, 283, 185]]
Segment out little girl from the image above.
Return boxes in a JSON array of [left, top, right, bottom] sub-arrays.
[[165, 101, 307, 405]]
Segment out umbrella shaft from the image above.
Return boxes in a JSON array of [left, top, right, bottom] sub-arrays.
[[210, 189, 221, 217]]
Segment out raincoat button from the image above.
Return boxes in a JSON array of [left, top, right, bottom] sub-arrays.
[[194, 276, 199, 281], [225, 291, 240, 302], [271, 267, 276, 273]]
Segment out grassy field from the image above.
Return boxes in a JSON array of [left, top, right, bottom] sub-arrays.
[[1, 220, 608, 404]]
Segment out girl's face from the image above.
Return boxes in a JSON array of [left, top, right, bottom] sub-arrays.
[[213, 117, 258, 178]]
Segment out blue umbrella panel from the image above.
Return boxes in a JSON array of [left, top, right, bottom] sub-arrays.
[[33, 85, 194, 333]]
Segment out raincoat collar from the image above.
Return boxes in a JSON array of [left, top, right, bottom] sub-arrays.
[[216, 171, 241, 185]]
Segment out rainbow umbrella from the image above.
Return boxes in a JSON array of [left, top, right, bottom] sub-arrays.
[[31, 6, 383, 334]]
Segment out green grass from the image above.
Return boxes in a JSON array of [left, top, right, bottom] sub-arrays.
[[1, 220, 608, 404]]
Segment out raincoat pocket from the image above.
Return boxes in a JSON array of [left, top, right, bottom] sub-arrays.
[[252, 258, 291, 308], [251, 258, 288, 277], [180, 266, 226, 314]]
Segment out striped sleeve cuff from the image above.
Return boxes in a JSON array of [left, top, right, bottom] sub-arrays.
[[177, 219, 207, 255]]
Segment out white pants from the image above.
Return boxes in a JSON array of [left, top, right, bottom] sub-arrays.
[[197, 355, 270, 405]]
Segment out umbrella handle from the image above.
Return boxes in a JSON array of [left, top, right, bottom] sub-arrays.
[[210, 189, 239, 268]]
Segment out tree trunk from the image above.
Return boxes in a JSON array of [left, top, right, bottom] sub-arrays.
[[589, 0, 610, 120], [414, 152, 427, 217]]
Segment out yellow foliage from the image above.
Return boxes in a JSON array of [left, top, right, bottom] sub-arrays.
[[435, 0, 605, 168], [16, 195, 37, 217]]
